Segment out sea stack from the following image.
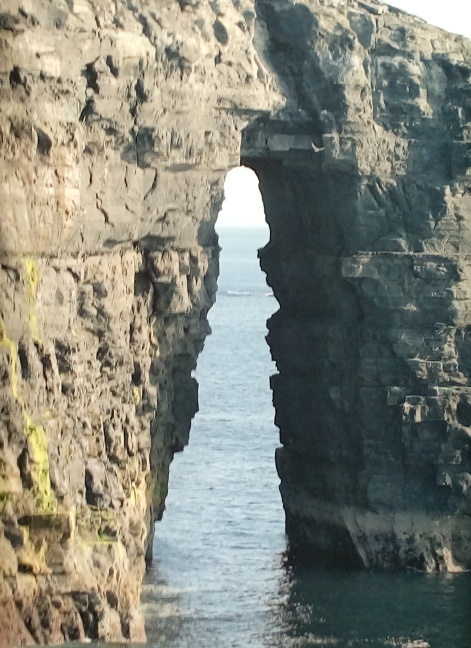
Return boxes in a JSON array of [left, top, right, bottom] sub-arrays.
[[1, 0, 471, 644], [245, 0, 471, 572]]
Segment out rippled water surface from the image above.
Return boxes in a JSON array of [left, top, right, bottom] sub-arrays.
[[137, 227, 471, 648]]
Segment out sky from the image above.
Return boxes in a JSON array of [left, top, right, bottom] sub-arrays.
[[216, 166, 268, 230], [387, 1, 471, 39], [217, 1, 470, 228]]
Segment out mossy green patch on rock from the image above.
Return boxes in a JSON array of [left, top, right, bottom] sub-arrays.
[[0, 318, 56, 511], [23, 258, 43, 344], [132, 386, 141, 405], [24, 258, 40, 300], [24, 416, 56, 513], [76, 509, 120, 544]]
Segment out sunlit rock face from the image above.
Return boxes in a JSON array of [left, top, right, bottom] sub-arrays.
[[1, 0, 471, 643], [0, 1, 281, 643], [243, 0, 471, 572]]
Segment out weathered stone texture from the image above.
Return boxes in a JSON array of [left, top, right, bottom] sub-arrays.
[[2, 0, 471, 644], [243, 0, 471, 572], [0, 0, 280, 643]]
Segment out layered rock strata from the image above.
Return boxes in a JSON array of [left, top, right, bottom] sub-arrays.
[[244, 0, 471, 571], [0, 0, 280, 643], [1, 0, 471, 644]]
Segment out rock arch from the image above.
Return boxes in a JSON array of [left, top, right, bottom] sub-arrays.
[[1, 0, 471, 643]]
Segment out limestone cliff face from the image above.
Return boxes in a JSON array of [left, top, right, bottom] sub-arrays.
[[243, 0, 471, 571], [0, 1, 280, 643], [1, 0, 471, 644]]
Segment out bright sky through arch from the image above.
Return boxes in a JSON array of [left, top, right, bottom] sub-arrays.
[[387, 0, 471, 39], [216, 166, 267, 230], [217, 2, 470, 231]]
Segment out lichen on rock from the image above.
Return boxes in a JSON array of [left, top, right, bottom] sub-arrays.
[[0, 0, 280, 643], [1, 0, 471, 645]]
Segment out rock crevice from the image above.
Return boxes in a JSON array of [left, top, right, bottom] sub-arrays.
[[1, 0, 471, 644]]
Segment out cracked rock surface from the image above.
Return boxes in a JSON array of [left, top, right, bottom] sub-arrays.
[[0, 0, 280, 643], [1, 0, 471, 644], [244, 0, 471, 572]]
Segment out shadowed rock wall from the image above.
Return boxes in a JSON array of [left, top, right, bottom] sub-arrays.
[[1, 0, 471, 644], [242, 0, 471, 571]]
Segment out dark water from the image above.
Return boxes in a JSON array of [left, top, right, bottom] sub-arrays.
[[138, 227, 471, 648]]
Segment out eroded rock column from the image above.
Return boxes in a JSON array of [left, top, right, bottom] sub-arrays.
[[3, 0, 471, 643], [0, 0, 280, 643], [246, 0, 471, 570]]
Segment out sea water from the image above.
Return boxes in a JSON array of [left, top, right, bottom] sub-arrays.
[[139, 227, 471, 648]]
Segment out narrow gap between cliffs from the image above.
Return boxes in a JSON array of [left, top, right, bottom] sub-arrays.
[[140, 167, 285, 643]]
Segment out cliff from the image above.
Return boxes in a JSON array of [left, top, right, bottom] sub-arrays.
[[1, 0, 471, 644], [0, 0, 281, 643], [246, 0, 471, 571]]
